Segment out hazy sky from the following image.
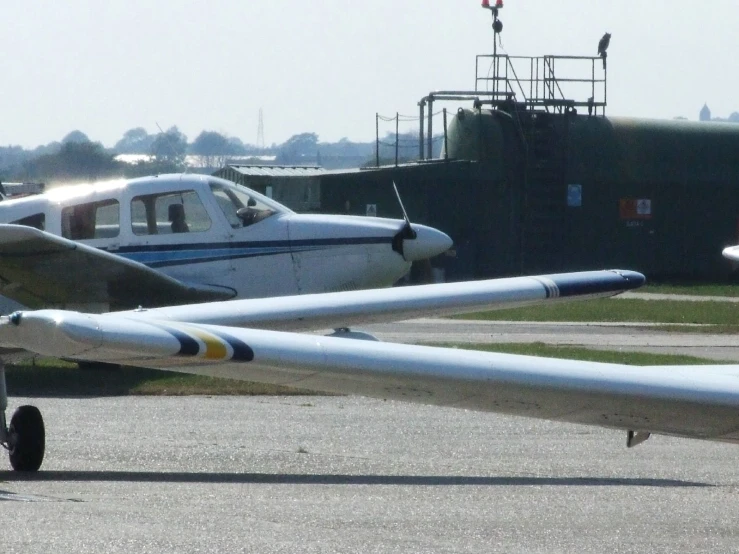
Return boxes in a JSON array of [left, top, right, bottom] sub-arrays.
[[3, 1, 737, 148]]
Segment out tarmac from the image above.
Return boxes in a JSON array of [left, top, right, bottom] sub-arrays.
[[1, 393, 739, 553], [2, 292, 739, 552]]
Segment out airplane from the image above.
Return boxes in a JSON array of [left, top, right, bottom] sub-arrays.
[[0, 264, 705, 473], [0, 174, 452, 312]]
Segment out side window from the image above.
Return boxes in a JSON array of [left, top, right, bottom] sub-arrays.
[[209, 182, 276, 228], [131, 190, 211, 236], [61, 200, 120, 240], [11, 213, 45, 231], [210, 185, 242, 228]]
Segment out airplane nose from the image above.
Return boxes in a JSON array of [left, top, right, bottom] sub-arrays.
[[723, 245, 739, 262], [400, 224, 453, 262]]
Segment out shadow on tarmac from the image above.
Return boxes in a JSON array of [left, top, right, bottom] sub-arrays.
[[0, 471, 713, 488]]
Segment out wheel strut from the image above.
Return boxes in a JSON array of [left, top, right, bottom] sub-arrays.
[[0, 359, 46, 471], [0, 360, 9, 447]]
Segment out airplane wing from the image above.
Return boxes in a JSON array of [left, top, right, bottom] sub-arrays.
[[0, 224, 235, 310], [115, 269, 646, 331], [3, 308, 739, 445]]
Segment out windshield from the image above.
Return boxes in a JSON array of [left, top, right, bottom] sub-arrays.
[[209, 180, 290, 228]]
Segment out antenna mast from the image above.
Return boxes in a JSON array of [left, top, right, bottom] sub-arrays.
[[481, 0, 504, 97], [257, 108, 265, 151]]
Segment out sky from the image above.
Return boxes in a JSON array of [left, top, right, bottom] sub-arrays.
[[2, 1, 737, 149]]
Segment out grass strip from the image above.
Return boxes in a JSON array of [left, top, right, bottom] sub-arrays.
[[436, 342, 715, 365], [455, 298, 739, 325], [639, 283, 739, 297], [5, 358, 317, 397]]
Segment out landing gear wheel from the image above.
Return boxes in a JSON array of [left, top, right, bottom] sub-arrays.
[[8, 405, 45, 472]]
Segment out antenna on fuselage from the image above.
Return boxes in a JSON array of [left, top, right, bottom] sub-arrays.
[[393, 181, 417, 239]]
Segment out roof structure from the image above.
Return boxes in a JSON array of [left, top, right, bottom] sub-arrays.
[[222, 165, 325, 178]]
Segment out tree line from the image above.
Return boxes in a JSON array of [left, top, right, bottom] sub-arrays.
[[0, 127, 435, 184]]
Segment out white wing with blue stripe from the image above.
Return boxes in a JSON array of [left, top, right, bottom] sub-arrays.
[[116, 269, 645, 331], [3, 307, 739, 444]]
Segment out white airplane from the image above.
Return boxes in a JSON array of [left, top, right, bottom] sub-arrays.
[[0, 264, 705, 473], [0, 174, 452, 312]]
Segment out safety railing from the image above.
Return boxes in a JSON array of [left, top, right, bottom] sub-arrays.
[[475, 54, 607, 115]]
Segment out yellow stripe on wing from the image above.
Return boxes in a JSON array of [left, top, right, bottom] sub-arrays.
[[184, 327, 229, 359], [152, 322, 254, 362]]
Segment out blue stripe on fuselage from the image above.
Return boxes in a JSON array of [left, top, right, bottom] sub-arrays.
[[110, 237, 393, 268]]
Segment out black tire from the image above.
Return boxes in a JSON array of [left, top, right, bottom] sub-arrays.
[[8, 405, 45, 472]]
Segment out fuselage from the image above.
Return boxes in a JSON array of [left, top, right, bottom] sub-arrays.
[[0, 174, 452, 302]]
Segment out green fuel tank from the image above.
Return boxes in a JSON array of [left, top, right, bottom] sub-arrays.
[[445, 108, 739, 278]]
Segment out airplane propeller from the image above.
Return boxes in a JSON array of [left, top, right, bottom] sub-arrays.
[[393, 181, 417, 240], [391, 181, 452, 262]]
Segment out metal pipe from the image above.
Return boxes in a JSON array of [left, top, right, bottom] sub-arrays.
[[427, 97, 434, 160], [423, 90, 501, 97], [395, 112, 399, 167], [422, 94, 506, 102], [418, 100, 425, 160], [443, 108, 448, 160], [375, 113, 380, 167]]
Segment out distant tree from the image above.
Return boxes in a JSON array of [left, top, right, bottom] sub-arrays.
[[190, 131, 232, 168], [23, 141, 122, 182], [0, 145, 33, 175], [319, 137, 373, 158], [277, 132, 319, 163], [227, 136, 248, 155], [729, 112, 739, 123], [31, 142, 62, 157], [376, 131, 427, 164], [114, 127, 155, 154], [150, 126, 187, 167], [62, 130, 91, 144]]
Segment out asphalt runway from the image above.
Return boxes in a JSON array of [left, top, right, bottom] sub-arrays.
[[2, 395, 739, 553]]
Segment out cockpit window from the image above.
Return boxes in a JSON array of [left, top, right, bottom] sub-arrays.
[[11, 213, 45, 231], [131, 190, 211, 236], [61, 200, 120, 240], [209, 181, 281, 228]]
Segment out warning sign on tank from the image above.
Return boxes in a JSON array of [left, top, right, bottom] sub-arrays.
[[619, 198, 652, 219]]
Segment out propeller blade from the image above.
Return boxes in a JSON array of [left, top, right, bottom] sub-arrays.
[[392, 181, 417, 239]]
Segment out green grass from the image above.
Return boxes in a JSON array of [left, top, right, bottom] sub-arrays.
[[5, 358, 316, 397], [441, 342, 715, 366], [639, 283, 739, 297], [455, 298, 739, 326]]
